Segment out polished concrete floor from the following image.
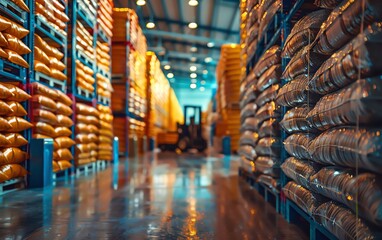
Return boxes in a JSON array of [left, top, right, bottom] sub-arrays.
[[0, 153, 306, 239]]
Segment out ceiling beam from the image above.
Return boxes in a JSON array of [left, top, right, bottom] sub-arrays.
[[210, 0, 220, 38], [161, 39, 221, 50], [177, 0, 185, 34], [161, 0, 172, 32], [143, 17, 240, 35], [196, 0, 202, 36], [225, 3, 240, 40], [143, 30, 233, 46]]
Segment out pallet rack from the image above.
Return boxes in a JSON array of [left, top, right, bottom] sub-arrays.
[[240, 0, 339, 239]]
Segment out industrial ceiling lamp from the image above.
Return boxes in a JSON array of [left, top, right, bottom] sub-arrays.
[[202, 70, 208, 75], [190, 73, 197, 78], [190, 46, 198, 52], [201, 80, 206, 85], [207, 42, 215, 48], [190, 57, 197, 62], [188, 0, 198, 6], [136, 0, 146, 6], [164, 64, 171, 70], [146, 21, 155, 29], [190, 83, 197, 89], [204, 57, 212, 63], [190, 65, 197, 71], [167, 73, 174, 78], [188, 22, 198, 29]]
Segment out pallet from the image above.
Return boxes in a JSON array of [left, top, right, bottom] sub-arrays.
[[0, 178, 25, 196], [34, 71, 66, 93], [98, 95, 111, 106], [97, 27, 110, 44], [35, 15, 66, 46], [97, 66, 111, 79], [52, 168, 70, 182], [77, 2, 96, 28], [96, 160, 111, 171], [286, 200, 337, 240], [77, 50, 95, 70], [0, 59, 27, 83], [76, 86, 94, 101], [75, 162, 96, 176], [0, 0, 27, 25]]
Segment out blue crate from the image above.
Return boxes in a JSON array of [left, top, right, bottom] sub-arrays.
[[0, 0, 27, 26], [33, 71, 66, 93], [0, 59, 27, 83], [35, 15, 66, 47]]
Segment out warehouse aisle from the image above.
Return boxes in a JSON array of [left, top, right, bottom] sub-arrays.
[[0, 153, 306, 239]]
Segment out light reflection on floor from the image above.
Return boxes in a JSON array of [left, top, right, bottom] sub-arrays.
[[0, 152, 306, 239]]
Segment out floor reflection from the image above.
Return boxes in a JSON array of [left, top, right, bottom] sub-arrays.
[[0, 152, 306, 239]]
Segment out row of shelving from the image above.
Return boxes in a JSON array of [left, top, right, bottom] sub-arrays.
[[0, 0, 115, 192], [239, 0, 382, 240]]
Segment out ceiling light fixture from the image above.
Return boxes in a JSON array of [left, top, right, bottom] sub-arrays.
[[136, 0, 146, 6], [167, 73, 174, 78], [204, 57, 213, 63], [190, 65, 197, 71], [188, 0, 198, 6], [164, 64, 171, 70], [207, 42, 215, 48], [202, 70, 208, 75], [200, 87, 205, 92], [190, 83, 197, 89], [190, 46, 198, 52], [146, 21, 155, 29], [190, 73, 197, 78], [188, 22, 198, 29]]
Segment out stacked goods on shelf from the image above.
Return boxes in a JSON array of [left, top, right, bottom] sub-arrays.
[[78, 0, 97, 23], [239, 0, 248, 82], [0, 15, 30, 69], [279, 1, 382, 238], [34, 35, 66, 81], [35, 0, 69, 38], [97, 0, 113, 38], [0, 83, 31, 183], [75, 59, 95, 94], [216, 44, 241, 152], [244, 0, 258, 64], [74, 103, 99, 166], [97, 105, 113, 161], [30, 83, 74, 173]]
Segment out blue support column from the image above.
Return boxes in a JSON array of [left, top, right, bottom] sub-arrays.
[[222, 136, 231, 156], [113, 137, 119, 165], [28, 139, 54, 188], [149, 137, 155, 151]]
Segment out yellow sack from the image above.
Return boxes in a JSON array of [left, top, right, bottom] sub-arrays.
[[55, 137, 75, 148], [88, 133, 98, 142], [5, 133, 28, 147], [11, 0, 30, 12], [0, 133, 10, 146], [5, 49, 28, 68], [75, 134, 90, 144], [56, 115, 73, 127], [34, 46, 50, 65], [56, 102, 72, 116], [0, 100, 13, 115], [6, 117, 32, 132], [31, 95, 57, 112], [76, 103, 99, 117], [0, 84, 13, 100], [99, 135, 112, 144], [33, 133, 52, 139], [76, 114, 99, 126], [54, 127, 72, 137], [33, 109, 58, 125], [0, 46, 8, 59], [55, 148, 73, 161], [56, 90, 72, 106], [0, 164, 28, 183], [31, 82, 59, 100], [49, 57, 65, 71], [34, 61, 51, 76], [3, 33, 31, 55], [0, 32, 8, 47], [34, 122, 55, 137], [52, 160, 60, 172], [0, 16, 11, 31], [0, 117, 12, 131], [1, 83, 30, 102], [2, 147, 28, 165], [50, 69, 67, 81], [57, 160, 72, 171], [4, 21, 29, 39], [7, 101, 27, 116]]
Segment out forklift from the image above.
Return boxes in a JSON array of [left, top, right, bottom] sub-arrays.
[[176, 105, 207, 153]]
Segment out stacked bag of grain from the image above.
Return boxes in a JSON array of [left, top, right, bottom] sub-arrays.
[[34, 35, 66, 81], [0, 15, 30, 68], [35, 0, 69, 37], [97, 105, 113, 161], [31, 83, 74, 172], [245, 0, 259, 63], [75, 60, 95, 94], [97, 0, 113, 38], [75, 103, 99, 166], [279, 0, 382, 238], [78, 0, 97, 22], [0, 83, 31, 183], [96, 40, 113, 102]]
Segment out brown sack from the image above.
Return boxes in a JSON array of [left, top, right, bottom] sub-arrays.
[[0, 100, 13, 115], [2, 147, 28, 164], [52, 0, 65, 11], [76, 114, 99, 125], [88, 133, 98, 142], [5, 133, 28, 147], [1, 83, 30, 101], [34, 46, 49, 65], [0, 117, 12, 131], [6, 117, 32, 132], [0, 133, 11, 146], [75, 134, 90, 143], [50, 69, 67, 81], [99, 129, 113, 138], [99, 135, 112, 144], [56, 102, 72, 116], [56, 115, 73, 127], [6, 49, 29, 68], [0, 47, 9, 59], [76, 103, 100, 117], [0, 164, 28, 183], [0, 32, 8, 47], [49, 57, 65, 71], [4, 21, 29, 39], [52, 160, 60, 172], [33, 109, 58, 125], [33, 133, 52, 139], [31, 82, 59, 100], [54, 127, 72, 137], [7, 101, 27, 116], [0, 84, 13, 99], [55, 148, 73, 161], [34, 122, 55, 137], [11, 0, 30, 12], [75, 144, 90, 154], [31, 95, 57, 112], [3, 33, 31, 54], [34, 61, 51, 76], [75, 123, 90, 134], [0, 16, 11, 31], [55, 137, 75, 148], [57, 160, 72, 171], [56, 90, 72, 106]]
